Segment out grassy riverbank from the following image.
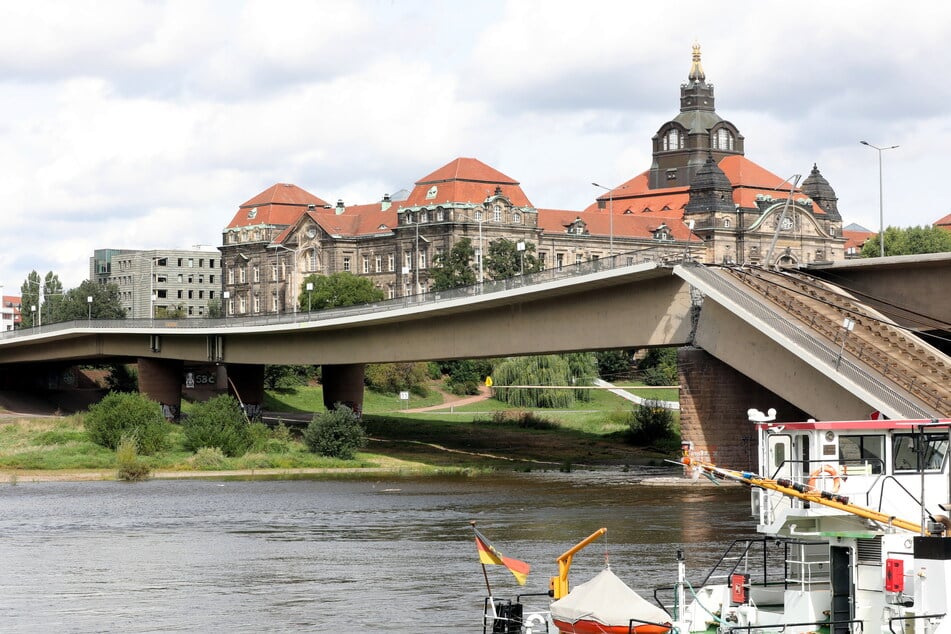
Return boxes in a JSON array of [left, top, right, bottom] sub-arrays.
[[0, 383, 678, 481]]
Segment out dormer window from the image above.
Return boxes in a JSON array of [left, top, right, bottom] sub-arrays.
[[713, 128, 734, 151], [247, 207, 257, 219], [652, 223, 672, 241], [664, 129, 683, 150], [426, 186, 437, 200], [474, 210, 483, 221], [512, 212, 521, 223], [420, 211, 428, 223], [493, 204, 502, 222]]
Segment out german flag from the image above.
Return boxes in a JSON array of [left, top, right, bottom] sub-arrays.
[[473, 527, 530, 585]]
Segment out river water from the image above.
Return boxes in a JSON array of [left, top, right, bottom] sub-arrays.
[[0, 470, 755, 633]]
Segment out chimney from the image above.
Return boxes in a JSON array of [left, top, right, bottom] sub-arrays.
[[381, 193, 391, 211], [336, 199, 345, 215]]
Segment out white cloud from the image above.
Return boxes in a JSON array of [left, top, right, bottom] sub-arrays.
[[1, 0, 950, 289]]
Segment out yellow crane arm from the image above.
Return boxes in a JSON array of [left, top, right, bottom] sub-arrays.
[[550, 527, 607, 599]]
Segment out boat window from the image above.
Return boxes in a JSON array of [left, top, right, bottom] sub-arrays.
[[838, 435, 885, 474], [893, 434, 949, 473]]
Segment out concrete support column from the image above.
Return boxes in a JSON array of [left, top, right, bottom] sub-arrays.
[[677, 347, 807, 471], [226, 363, 265, 420], [137, 357, 184, 420], [321, 363, 366, 417]]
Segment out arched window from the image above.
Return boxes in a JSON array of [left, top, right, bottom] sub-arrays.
[[723, 218, 731, 229], [664, 129, 682, 151], [493, 204, 502, 222], [714, 128, 734, 151]]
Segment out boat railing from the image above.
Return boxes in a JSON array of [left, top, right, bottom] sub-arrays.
[[725, 617, 864, 634], [888, 613, 946, 634]]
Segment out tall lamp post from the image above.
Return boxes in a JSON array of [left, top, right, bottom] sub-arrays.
[[592, 182, 617, 257], [860, 140, 899, 258], [86, 295, 93, 325]]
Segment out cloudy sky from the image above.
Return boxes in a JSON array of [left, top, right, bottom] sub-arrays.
[[1, 0, 948, 289]]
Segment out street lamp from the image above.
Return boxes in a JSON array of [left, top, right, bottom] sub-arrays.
[[592, 182, 618, 257], [86, 295, 93, 324], [222, 291, 230, 317], [860, 140, 899, 258], [305, 281, 314, 312]]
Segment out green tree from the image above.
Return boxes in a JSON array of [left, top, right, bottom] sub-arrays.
[[639, 347, 678, 386], [206, 298, 224, 318], [596, 349, 634, 382], [264, 365, 317, 390], [155, 304, 186, 318], [48, 280, 125, 323], [484, 238, 542, 280], [365, 362, 430, 397], [492, 353, 596, 408], [430, 237, 477, 291], [19, 271, 41, 327], [298, 272, 384, 311], [861, 225, 951, 257]]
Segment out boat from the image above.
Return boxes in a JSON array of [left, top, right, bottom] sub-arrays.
[[481, 410, 951, 634]]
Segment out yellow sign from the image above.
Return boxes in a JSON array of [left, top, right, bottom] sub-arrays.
[[485, 376, 493, 387]]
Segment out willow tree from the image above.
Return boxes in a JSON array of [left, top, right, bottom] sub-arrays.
[[492, 353, 597, 408]]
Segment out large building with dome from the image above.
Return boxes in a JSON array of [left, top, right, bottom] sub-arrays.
[[216, 45, 846, 317]]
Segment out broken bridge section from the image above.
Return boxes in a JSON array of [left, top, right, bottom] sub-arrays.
[[676, 263, 951, 468]]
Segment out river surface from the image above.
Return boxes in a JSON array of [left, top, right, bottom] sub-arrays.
[[0, 470, 755, 633]]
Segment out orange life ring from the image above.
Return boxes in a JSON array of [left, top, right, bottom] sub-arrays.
[[808, 465, 841, 492]]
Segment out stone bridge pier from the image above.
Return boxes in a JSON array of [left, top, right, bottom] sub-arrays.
[[226, 363, 265, 419], [137, 357, 184, 420], [321, 364, 366, 417]]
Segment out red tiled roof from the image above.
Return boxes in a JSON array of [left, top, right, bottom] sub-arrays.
[[934, 212, 951, 228], [310, 203, 398, 238], [583, 157, 824, 217], [225, 183, 330, 230], [403, 157, 533, 207], [843, 229, 874, 250], [538, 208, 701, 241]]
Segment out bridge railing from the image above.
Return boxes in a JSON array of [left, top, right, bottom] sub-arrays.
[[1, 244, 701, 339], [680, 264, 934, 419]]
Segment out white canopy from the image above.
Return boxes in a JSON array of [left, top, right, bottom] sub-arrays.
[[550, 568, 671, 627]]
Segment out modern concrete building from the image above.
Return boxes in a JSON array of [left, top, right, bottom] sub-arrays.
[[90, 248, 221, 318]]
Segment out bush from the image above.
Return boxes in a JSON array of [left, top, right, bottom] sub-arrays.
[[84, 392, 170, 455], [365, 363, 430, 397], [626, 401, 675, 445], [639, 348, 678, 386], [181, 395, 254, 457], [486, 409, 557, 430], [189, 446, 228, 470], [303, 405, 367, 459], [116, 434, 151, 481]]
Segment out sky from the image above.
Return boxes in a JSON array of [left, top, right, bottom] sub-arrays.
[[1, 0, 949, 290]]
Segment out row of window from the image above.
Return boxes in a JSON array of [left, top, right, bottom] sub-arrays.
[[117, 257, 217, 270], [662, 127, 735, 151], [112, 273, 216, 286], [402, 206, 523, 225]]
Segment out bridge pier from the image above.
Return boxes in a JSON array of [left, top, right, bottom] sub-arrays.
[[677, 347, 808, 471], [226, 363, 265, 419], [321, 364, 366, 417], [137, 357, 184, 420]]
